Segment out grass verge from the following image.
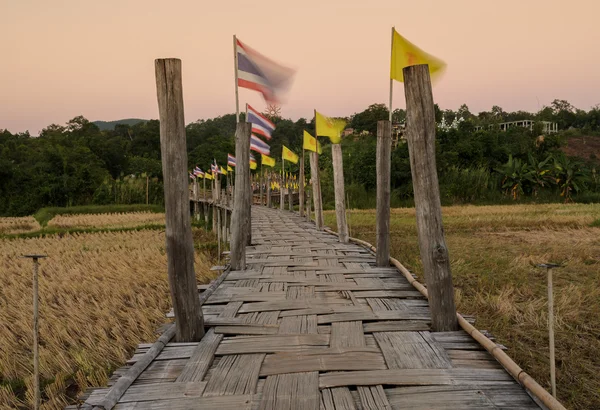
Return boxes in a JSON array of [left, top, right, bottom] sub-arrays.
[[34, 204, 164, 227]]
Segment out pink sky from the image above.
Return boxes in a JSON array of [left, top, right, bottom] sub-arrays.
[[2, 0, 599, 134]]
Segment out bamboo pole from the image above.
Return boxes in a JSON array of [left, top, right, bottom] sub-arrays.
[[331, 144, 349, 243], [376, 121, 391, 266], [230, 122, 251, 270], [280, 159, 285, 211], [299, 151, 305, 216]]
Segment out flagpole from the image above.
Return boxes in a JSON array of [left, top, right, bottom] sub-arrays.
[[234, 34, 240, 123], [388, 26, 395, 122]]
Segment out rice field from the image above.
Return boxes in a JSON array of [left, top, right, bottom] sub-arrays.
[[0, 215, 218, 409], [0, 216, 41, 235], [326, 203, 600, 410], [46, 212, 166, 230]]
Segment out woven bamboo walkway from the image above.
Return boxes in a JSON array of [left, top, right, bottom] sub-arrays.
[[76, 206, 541, 409]]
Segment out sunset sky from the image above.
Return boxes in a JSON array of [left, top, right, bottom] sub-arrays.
[[2, 0, 599, 134]]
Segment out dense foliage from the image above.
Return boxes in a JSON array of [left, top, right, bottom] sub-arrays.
[[1, 99, 599, 216]]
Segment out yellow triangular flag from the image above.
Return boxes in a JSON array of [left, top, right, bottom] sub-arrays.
[[227, 165, 233, 172], [250, 161, 257, 170], [261, 154, 276, 167], [220, 166, 227, 175], [315, 111, 346, 144], [303, 130, 323, 154], [390, 28, 446, 83], [282, 145, 299, 164]]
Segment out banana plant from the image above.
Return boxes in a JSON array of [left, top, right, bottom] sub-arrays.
[[553, 154, 588, 202], [495, 155, 534, 200], [527, 153, 555, 196]]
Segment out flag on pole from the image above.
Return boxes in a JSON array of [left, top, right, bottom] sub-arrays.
[[189, 172, 195, 180], [205, 172, 213, 180], [220, 166, 227, 175], [250, 135, 270, 155], [303, 130, 322, 154], [227, 154, 236, 167], [227, 165, 234, 172], [250, 153, 258, 170], [235, 37, 296, 104], [315, 111, 346, 144], [282, 145, 299, 164], [390, 29, 446, 83], [211, 160, 219, 174], [247, 104, 276, 140], [193, 166, 204, 177], [261, 154, 276, 167]]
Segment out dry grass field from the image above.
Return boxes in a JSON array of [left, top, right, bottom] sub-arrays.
[[0, 215, 217, 409], [325, 203, 600, 410], [46, 212, 166, 230], [0, 216, 41, 235]]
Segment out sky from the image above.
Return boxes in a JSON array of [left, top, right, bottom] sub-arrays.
[[1, 0, 599, 135]]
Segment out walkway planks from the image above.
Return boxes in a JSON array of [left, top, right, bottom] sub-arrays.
[[74, 206, 541, 410]]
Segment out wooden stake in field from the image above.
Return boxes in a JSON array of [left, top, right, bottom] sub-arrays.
[[331, 144, 349, 243], [23, 254, 46, 410], [376, 120, 391, 266], [403, 63, 457, 332], [538, 263, 561, 398], [155, 58, 204, 342], [230, 122, 251, 270]]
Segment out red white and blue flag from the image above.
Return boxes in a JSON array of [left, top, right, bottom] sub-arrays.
[[247, 104, 275, 140], [250, 135, 270, 155], [227, 154, 236, 167], [211, 160, 219, 174], [250, 153, 256, 163], [235, 37, 295, 104], [193, 166, 204, 177], [189, 172, 195, 180]]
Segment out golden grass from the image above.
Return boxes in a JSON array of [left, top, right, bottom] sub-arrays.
[[327, 203, 600, 410], [46, 212, 166, 229], [0, 216, 41, 235], [0, 227, 217, 409]]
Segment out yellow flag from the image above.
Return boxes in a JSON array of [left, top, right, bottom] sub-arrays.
[[261, 154, 276, 167], [220, 166, 227, 175], [303, 130, 323, 154], [390, 28, 446, 83], [227, 165, 233, 172], [315, 111, 346, 144], [250, 161, 257, 170], [205, 172, 213, 180], [282, 145, 299, 164]]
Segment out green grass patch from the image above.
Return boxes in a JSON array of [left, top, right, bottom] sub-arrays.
[[34, 204, 164, 227], [591, 218, 600, 227]]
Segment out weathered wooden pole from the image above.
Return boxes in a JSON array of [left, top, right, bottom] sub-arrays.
[[247, 171, 252, 245], [288, 171, 294, 212], [331, 144, 349, 243], [376, 121, 391, 266], [403, 64, 458, 332], [310, 152, 324, 229], [155, 58, 204, 341], [230, 122, 251, 270], [146, 174, 150, 205], [266, 172, 272, 208], [299, 152, 305, 217], [259, 170, 264, 206], [280, 160, 285, 211], [212, 177, 218, 233], [194, 178, 199, 220], [306, 184, 312, 222], [23, 254, 46, 410]]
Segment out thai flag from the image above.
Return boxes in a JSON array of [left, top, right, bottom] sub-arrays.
[[250, 135, 270, 155], [211, 161, 218, 174], [247, 104, 275, 140], [250, 153, 256, 162], [194, 166, 204, 177], [235, 37, 295, 104], [228, 154, 236, 167], [189, 172, 195, 180]]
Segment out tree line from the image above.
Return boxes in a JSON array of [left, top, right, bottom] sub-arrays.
[[1, 99, 599, 216]]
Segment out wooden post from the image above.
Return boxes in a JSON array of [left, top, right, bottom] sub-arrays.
[[194, 178, 199, 220], [331, 144, 349, 243], [155, 58, 204, 341], [288, 172, 293, 212], [280, 160, 285, 211], [403, 64, 458, 332], [306, 185, 311, 222], [247, 172, 252, 245], [310, 151, 324, 229], [259, 171, 264, 206], [230, 122, 251, 270], [146, 174, 150, 205], [548, 266, 556, 398], [299, 152, 305, 217], [376, 121, 391, 266], [212, 177, 218, 233], [266, 172, 272, 208]]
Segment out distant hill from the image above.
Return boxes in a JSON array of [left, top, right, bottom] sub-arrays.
[[92, 118, 147, 131]]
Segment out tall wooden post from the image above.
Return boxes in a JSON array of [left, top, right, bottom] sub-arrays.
[[280, 160, 285, 211], [306, 185, 311, 222], [376, 121, 391, 266], [155, 58, 204, 341], [146, 174, 150, 205], [403, 64, 458, 332], [288, 172, 294, 212], [331, 144, 349, 243], [259, 171, 264, 206], [212, 177, 218, 233], [310, 152, 324, 229], [230, 122, 251, 270], [266, 172, 272, 208], [247, 172, 252, 245], [193, 178, 199, 220], [299, 152, 305, 217]]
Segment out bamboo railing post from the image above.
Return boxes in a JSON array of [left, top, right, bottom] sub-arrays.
[[288, 173, 294, 212], [247, 172, 252, 245], [306, 185, 312, 222], [230, 122, 251, 270], [299, 152, 305, 216], [259, 171, 264, 206], [403, 64, 458, 332], [212, 177, 218, 233], [376, 121, 391, 266], [23, 254, 46, 410], [280, 160, 285, 211], [331, 144, 349, 242], [155, 58, 204, 341], [266, 173, 272, 208], [310, 151, 324, 229], [538, 263, 561, 398]]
